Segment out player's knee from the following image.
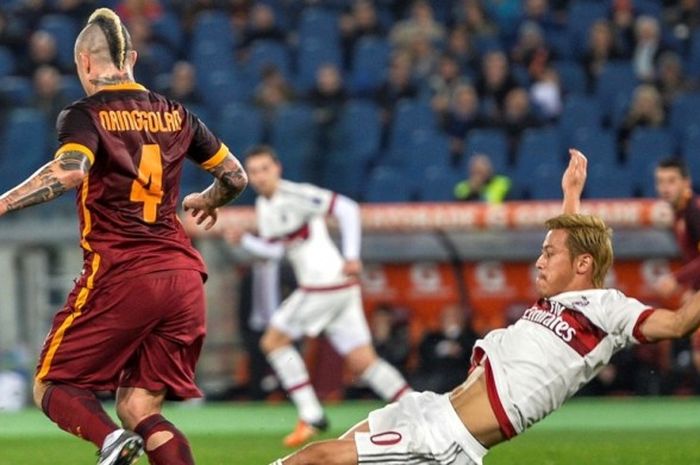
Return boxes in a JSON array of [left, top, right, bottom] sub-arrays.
[[116, 396, 161, 430], [32, 380, 49, 409], [260, 329, 288, 354]]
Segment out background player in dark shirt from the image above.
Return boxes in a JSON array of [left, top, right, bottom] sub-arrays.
[[0, 8, 247, 465]]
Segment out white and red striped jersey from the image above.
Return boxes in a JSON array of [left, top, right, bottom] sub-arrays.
[[473, 288, 654, 438], [255, 180, 348, 288]]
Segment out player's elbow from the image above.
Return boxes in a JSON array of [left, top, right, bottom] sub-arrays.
[[62, 168, 87, 189]]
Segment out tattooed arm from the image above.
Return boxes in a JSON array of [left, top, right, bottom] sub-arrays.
[[182, 153, 248, 230], [0, 151, 91, 216]]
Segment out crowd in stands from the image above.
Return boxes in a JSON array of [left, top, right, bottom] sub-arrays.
[[0, 0, 699, 204]]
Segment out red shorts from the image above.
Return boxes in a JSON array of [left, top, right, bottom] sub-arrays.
[[36, 269, 206, 400]]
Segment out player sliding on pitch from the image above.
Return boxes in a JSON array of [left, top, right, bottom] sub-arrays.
[[271, 149, 700, 465]]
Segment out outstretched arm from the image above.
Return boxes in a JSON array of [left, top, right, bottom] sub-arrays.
[[640, 291, 700, 341], [182, 153, 248, 230], [561, 149, 587, 215], [0, 151, 90, 217]]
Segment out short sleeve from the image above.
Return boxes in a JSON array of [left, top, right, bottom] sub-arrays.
[[55, 106, 98, 164], [185, 110, 227, 169], [285, 182, 336, 218], [603, 290, 655, 345]]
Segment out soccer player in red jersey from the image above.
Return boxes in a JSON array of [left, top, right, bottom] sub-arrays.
[[0, 8, 247, 465]]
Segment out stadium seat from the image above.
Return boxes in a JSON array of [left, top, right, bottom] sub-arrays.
[[216, 103, 264, 156], [558, 95, 602, 144], [401, 129, 452, 182], [585, 163, 634, 199], [0, 76, 33, 107], [330, 99, 382, 164], [595, 62, 638, 115], [528, 162, 565, 200], [295, 38, 342, 92], [192, 11, 236, 48], [298, 8, 339, 45], [462, 128, 509, 174], [38, 14, 79, 70], [387, 99, 437, 161], [197, 69, 245, 113], [669, 92, 700, 140], [418, 165, 462, 202], [270, 104, 318, 181], [190, 40, 235, 76], [363, 166, 413, 203], [553, 60, 587, 96], [349, 37, 391, 95], [0, 109, 48, 183], [60, 76, 84, 102], [513, 128, 563, 198], [626, 127, 675, 197], [0, 46, 15, 78], [569, 127, 618, 167], [248, 40, 292, 80], [680, 129, 700, 185], [567, 1, 608, 58], [151, 12, 184, 52]]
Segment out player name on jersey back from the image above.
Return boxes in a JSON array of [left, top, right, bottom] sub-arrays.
[[98, 109, 183, 133]]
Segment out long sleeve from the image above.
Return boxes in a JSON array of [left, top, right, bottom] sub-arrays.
[[240, 233, 285, 260], [330, 194, 361, 260]]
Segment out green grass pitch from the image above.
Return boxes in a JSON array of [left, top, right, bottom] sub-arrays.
[[2, 397, 700, 465]]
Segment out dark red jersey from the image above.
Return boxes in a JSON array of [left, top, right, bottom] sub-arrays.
[[55, 82, 227, 288], [672, 194, 700, 290]]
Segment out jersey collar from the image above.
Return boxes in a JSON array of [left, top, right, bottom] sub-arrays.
[[98, 82, 147, 92]]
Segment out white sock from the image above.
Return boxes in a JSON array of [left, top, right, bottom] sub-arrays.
[[361, 358, 412, 402], [267, 346, 324, 424]]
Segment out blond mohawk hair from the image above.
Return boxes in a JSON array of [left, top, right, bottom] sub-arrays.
[[544, 214, 614, 288], [86, 8, 129, 69]]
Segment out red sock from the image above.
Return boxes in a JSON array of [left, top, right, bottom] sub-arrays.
[[41, 384, 119, 448], [134, 414, 195, 465]]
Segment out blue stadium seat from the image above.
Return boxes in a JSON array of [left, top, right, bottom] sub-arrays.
[[216, 103, 264, 156], [192, 11, 236, 48], [0, 109, 48, 183], [298, 8, 339, 45], [38, 14, 79, 70], [350, 37, 390, 95], [270, 104, 318, 181], [364, 166, 413, 203], [151, 12, 184, 52], [462, 128, 509, 174], [321, 154, 367, 200], [330, 99, 381, 163], [248, 40, 292, 80], [553, 61, 587, 96], [387, 99, 437, 161], [0, 76, 33, 106], [528, 162, 564, 200], [569, 127, 617, 167], [626, 127, 675, 197], [680, 129, 700, 185], [669, 92, 700, 140], [418, 165, 462, 202], [198, 69, 245, 114], [295, 38, 342, 92], [148, 43, 177, 76], [401, 129, 451, 181], [190, 40, 235, 75], [0, 46, 16, 78], [585, 163, 634, 199], [513, 128, 563, 197], [558, 95, 602, 144], [60, 76, 84, 102], [567, 1, 608, 58], [595, 61, 638, 112]]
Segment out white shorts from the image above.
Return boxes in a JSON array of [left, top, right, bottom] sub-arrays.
[[270, 284, 371, 355], [354, 391, 488, 465]]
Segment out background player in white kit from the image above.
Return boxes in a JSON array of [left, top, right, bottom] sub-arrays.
[[270, 149, 700, 465], [226, 145, 411, 447]]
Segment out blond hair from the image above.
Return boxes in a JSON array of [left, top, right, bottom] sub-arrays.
[[544, 214, 613, 288], [85, 8, 130, 69]]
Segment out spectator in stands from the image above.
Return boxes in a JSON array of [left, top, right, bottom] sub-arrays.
[[14, 0, 51, 31], [453, 0, 498, 40], [406, 32, 439, 85], [454, 153, 511, 203], [411, 304, 477, 393], [429, 53, 470, 118], [440, 83, 484, 160], [475, 50, 519, 120], [510, 21, 552, 82], [654, 51, 695, 107], [339, 0, 385, 68], [125, 15, 161, 88], [374, 51, 418, 136], [632, 15, 667, 82], [530, 65, 563, 121], [491, 87, 542, 155], [308, 63, 348, 159], [31, 65, 70, 125], [609, 0, 636, 55], [369, 303, 411, 376], [582, 20, 626, 92], [390, 0, 445, 51], [617, 84, 667, 154], [445, 24, 479, 75], [516, 0, 559, 34], [253, 64, 295, 122], [162, 61, 203, 108], [664, 0, 700, 55], [239, 3, 286, 52], [0, 10, 25, 54], [52, 0, 95, 22], [18, 31, 67, 77]]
